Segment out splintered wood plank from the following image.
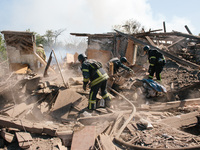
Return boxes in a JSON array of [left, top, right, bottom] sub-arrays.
[[9, 63, 28, 74], [125, 40, 134, 64], [99, 133, 116, 150], [159, 111, 199, 128], [72, 96, 88, 111], [1, 129, 15, 143], [150, 98, 200, 111], [96, 121, 110, 136], [71, 126, 96, 150], [127, 124, 136, 136], [109, 112, 123, 136], [15, 132, 32, 149], [52, 89, 83, 111], [4, 103, 34, 118], [51, 89, 84, 119]]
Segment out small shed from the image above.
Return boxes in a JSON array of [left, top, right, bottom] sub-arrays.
[[70, 32, 138, 65], [1, 31, 38, 72]]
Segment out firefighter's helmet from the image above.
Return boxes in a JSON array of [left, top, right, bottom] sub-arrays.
[[38, 44, 43, 48], [78, 54, 87, 62], [143, 45, 150, 52], [120, 57, 127, 63]]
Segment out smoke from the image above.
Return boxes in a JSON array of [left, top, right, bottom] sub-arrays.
[[0, 0, 197, 43]]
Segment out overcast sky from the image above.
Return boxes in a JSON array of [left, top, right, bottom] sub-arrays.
[[0, 0, 199, 42]]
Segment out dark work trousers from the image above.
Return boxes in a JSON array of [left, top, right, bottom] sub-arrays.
[[149, 65, 164, 81], [88, 80, 110, 110]]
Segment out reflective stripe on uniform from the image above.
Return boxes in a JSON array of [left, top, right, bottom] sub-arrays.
[[89, 91, 93, 100], [89, 91, 95, 109], [82, 69, 89, 72], [90, 73, 109, 87], [102, 93, 110, 99], [150, 63, 154, 66], [90, 64, 95, 69], [159, 73, 161, 81], [150, 56, 156, 59], [88, 100, 96, 109], [149, 75, 153, 79], [96, 69, 103, 76], [83, 78, 89, 82], [89, 100, 96, 104]]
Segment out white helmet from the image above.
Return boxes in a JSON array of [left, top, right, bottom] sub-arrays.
[[38, 44, 43, 48]]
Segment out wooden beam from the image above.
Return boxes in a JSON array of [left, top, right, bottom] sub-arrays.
[[115, 29, 200, 69], [34, 52, 56, 74], [99, 133, 116, 150], [145, 36, 157, 47], [1, 31, 34, 36], [114, 136, 200, 150], [163, 21, 166, 33], [173, 31, 200, 40], [71, 126, 96, 150], [149, 97, 200, 111], [159, 111, 199, 129], [184, 25, 192, 35], [167, 37, 185, 49]]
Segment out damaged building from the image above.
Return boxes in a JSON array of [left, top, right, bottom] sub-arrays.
[[0, 27, 200, 150]]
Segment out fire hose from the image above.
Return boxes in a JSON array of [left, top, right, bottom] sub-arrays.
[[107, 86, 136, 138], [108, 87, 200, 150]]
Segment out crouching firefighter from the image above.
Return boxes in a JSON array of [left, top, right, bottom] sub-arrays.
[[78, 54, 111, 110], [143, 45, 166, 83]]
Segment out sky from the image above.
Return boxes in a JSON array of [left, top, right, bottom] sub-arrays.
[[0, 0, 199, 42]]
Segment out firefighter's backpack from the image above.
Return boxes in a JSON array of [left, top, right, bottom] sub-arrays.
[[89, 60, 102, 70]]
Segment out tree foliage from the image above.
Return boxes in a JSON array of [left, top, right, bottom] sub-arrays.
[[0, 33, 7, 61], [112, 19, 145, 34], [44, 29, 66, 49], [35, 34, 47, 46], [65, 36, 87, 53]]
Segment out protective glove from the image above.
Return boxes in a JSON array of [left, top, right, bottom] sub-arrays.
[[83, 84, 87, 91], [158, 58, 163, 63]]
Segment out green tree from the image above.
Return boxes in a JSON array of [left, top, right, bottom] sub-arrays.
[[0, 33, 7, 61], [112, 19, 145, 34], [44, 29, 66, 48], [26, 29, 47, 48], [35, 34, 47, 46]]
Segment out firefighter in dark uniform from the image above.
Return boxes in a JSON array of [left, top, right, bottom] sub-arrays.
[[143, 45, 166, 82], [108, 57, 134, 75], [78, 54, 111, 110]]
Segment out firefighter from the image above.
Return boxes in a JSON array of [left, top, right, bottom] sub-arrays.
[[36, 44, 46, 67], [108, 57, 134, 75], [143, 45, 166, 82], [78, 54, 111, 110], [36, 44, 46, 61]]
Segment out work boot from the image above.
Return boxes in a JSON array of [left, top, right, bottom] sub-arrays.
[[105, 97, 113, 109], [98, 99, 105, 108]]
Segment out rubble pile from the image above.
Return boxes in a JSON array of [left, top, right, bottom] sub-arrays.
[[0, 29, 200, 150]]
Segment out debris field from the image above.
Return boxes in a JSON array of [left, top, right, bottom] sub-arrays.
[[0, 27, 200, 150]]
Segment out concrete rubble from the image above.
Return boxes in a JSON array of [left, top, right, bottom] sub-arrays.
[[0, 28, 200, 150]]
